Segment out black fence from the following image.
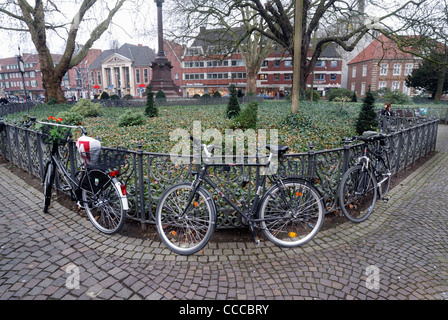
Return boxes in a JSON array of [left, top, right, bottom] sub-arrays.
[[0, 114, 439, 228]]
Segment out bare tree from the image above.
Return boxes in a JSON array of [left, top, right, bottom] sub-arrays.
[[167, 0, 424, 111], [0, 0, 126, 102]]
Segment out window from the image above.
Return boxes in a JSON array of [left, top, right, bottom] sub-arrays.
[[231, 60, 244, 67], [207, 73, 229, 79], [351, 82, 356, 91], [273, 73, 280, 80], [352, 67, 357, 78], [314, 74, 325, 81], [97, 72, 102, 85], [284, 73, 293, 80], [380, 63, 388, 75], [330, 60, 338, 67], [284, 60, 293, 67], [330, 74, 337, 81], [362, 65, 367, 77], [392, 81, 400, 91], [315, 60, 326, 67], [186, 47, 203, 56], [378, 81, 387, 89], [361, 82, 366, 95], [184, 61, 204, 68], [184, 73, 205, 80], [258, 74, 268, 80], [274, 60, 281, 67], [405, 63, 413, 75], [144, 69, 149, 83], [403, 82, 410, 95], [262, 60, 268, 67], [136, 69, 140, 83], [393, 63, 401, 76], [231, 72, 246, 79]]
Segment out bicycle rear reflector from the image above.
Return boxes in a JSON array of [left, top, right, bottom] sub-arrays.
[[289, 232, 297, 238], [109, 170, 120, 177], [120, 184, 127, 196]]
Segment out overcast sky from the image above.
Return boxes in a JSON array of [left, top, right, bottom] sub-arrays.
[[0, 1, 159, 59]]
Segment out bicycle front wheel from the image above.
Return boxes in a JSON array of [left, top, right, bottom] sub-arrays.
[[258, 179, 325, 248], [339, 165, 377, 223], [42, 161, 55, 213], [156, 183, 216, 255], [81, 170, 126, 234]]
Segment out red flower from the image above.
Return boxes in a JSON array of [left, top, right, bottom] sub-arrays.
[[57, 118, 63, 122], [48, 116, 56, 121]]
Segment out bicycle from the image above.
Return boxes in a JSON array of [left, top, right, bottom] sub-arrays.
[[155, 136, 325, 255], [25, 117, 129, 235], [338, 131, 392, 223]]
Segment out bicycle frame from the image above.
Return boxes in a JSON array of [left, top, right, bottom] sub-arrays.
[[357, 140, 390, 199]]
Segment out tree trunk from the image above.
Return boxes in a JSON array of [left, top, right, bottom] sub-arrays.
[[434, 68, 446, 101], [246, 68, 257, 95]]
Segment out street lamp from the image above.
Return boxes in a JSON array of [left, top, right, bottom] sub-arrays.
[[17, 45, 29, 112]]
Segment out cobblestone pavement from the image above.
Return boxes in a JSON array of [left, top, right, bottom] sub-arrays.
[[1, 126, 448, 301]]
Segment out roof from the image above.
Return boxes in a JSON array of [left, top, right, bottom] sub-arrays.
[[348, 34, 416, 65], [89, 43, 156, 69]]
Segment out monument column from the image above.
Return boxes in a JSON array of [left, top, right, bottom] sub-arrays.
[[149, 0, 181, 97]]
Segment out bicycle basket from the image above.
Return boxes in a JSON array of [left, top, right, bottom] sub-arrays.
[[84, 148, 127, 170]]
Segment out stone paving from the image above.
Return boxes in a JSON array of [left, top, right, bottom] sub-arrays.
[[1, 126, 448, 301]]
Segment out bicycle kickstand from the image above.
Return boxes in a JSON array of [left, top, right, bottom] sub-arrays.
[[248, 222, 261, 247]]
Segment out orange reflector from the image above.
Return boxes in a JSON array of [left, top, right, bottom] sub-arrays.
[[120, 184, 127, 196], [296, 192, 302, 197], [109, 170, 120, 177], [193, 201, 199, 207], [288, 232, 297, 238], [171, 231, 177, 236]]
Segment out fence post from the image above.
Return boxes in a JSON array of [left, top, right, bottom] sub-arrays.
[[137, 141, 146, 229], [394, 131, 403, 174], [307, 142, 316, 183], [24, 126, 33, 174], [13, 122, 23, 169]]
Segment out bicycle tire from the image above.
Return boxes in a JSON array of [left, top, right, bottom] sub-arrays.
[[81, 169, 126, 234], [156, 182, 216, 255], [42, 161, 55, 213], [258, 178, 325, 248], [339, 165, 377, 223]]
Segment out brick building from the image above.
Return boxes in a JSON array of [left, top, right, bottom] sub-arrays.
[[347, 34, 421, 98], [180, 27, 343, 98]]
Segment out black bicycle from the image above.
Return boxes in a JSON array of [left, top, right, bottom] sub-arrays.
[[155, 136, 325, 255], [26, 117, 128, 234], [338, 131, 392, 223]]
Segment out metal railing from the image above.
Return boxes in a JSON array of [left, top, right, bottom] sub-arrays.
[[0, 115, 439, 228]]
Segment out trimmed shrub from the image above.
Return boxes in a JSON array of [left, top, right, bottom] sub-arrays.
[[118, 110, 146, 127], [230, 101, 258, 130], [100, 92, 110, 100], [355, 90, 377, 135], [226, 84, 240, 119], [56, 111, 83, 125], [213, 91, 222, 98], [327, 88, 354, 101], [110, 94, 120, 100], [201, 93, 211, 100], [156, 90, 166, 102], [71, 99, 103, 117], [145, 87, 158, 117]]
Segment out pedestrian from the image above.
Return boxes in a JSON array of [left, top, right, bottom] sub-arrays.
[[381, 102, 393, 117], [0, 95, 8, 105]]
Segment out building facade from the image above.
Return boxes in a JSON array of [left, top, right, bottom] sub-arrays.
[[88, 44, 156, 97], [347, 35, 421, 98], [179, 27, 343, 98]]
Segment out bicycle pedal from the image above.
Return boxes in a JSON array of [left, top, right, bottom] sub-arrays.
[[254, 238, 260, 247], [61, 185, 72, 192], [382, 196, 390, 202]]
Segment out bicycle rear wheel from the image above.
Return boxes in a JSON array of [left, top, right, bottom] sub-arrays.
[[339, 165, 377, 223], [156, 182, 216, 255], [81, 169, 126, 234], [258, 179, 324, 248], [42, 161, 55, 213]]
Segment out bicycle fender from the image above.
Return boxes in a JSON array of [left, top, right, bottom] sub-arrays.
[[112, 178, 129, 211]]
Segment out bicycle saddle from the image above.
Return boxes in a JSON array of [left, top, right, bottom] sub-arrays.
[[361, 131, 387, 140], [265, 144, 289, 154]]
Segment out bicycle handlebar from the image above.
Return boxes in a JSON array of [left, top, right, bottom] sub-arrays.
[[25, 117, 88, 135], [342, 132, 387, 144]]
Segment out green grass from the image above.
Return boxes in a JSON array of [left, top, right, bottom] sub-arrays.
[[5, 100, 373, 153]]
